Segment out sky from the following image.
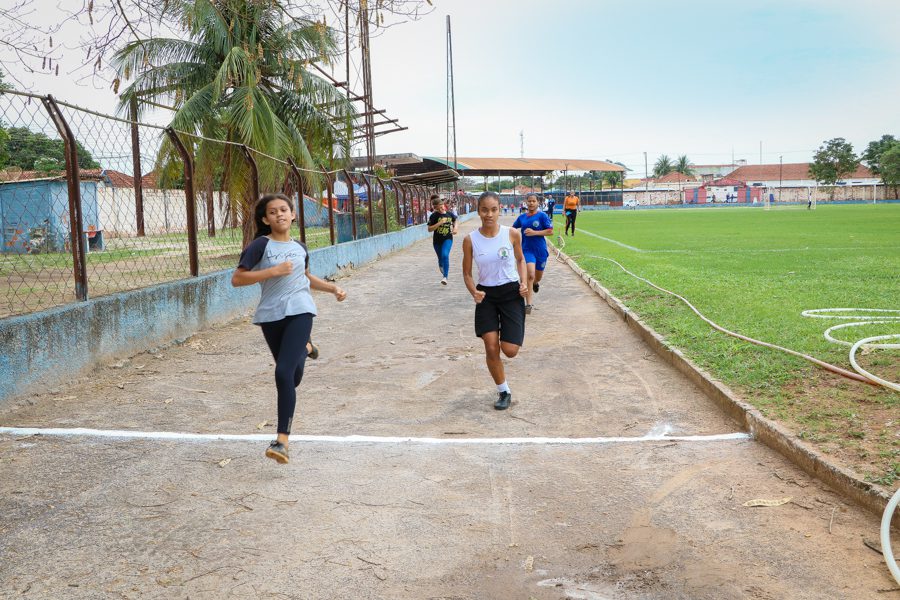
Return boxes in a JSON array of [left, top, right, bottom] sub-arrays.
[[5, 0, 900, 177]]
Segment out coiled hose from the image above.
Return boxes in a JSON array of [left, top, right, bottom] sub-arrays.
[[555, 238, 900, 582]]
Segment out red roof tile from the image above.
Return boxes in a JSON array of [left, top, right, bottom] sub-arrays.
[[728, 163, 874, 182]]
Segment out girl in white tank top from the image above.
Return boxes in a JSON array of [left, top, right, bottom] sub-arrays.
[[462, 191, 528, 411], [468, 225, 520, 287]]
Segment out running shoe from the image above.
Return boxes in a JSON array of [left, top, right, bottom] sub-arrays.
[[494, 391, 511, 410], [265, 441, 289, 464], [441, 277, 447, 286], [525, 304, 533, 315], [307, 341, 319, 360], [533, 282, 540, 293]]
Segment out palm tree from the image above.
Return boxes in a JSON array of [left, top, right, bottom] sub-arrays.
[[113, 0, 354, 244], [674, 155, 693, 176], [653, 155, 673, 178]]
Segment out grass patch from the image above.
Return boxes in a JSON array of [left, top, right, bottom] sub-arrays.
[[559, 204, 900, 489]]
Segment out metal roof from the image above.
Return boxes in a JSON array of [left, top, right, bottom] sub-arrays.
[[425, 157, 626, 174], [392, 169, 460, 186]]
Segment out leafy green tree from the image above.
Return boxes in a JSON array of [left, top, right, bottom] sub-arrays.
[[674, 155, 693, 175], [879, 144, 900, 198], [809, 138, 858, 186], [861, 134, 897, 176], [33, 156, 63, 175], [3, 126, 100, 171], [653, 154, 673, 178], [603, 171, 623, 187], [0, 69, 10, 91], [113, 0, 354, 245]]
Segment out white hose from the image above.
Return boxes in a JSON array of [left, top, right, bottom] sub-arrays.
[[801, 309, 900, 392], [883, 486, 900, 585], [556, 248, 900, 580]]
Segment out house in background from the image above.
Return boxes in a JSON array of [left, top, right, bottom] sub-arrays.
[[726, 163, 879, 187], [690, 160, 747, 182]]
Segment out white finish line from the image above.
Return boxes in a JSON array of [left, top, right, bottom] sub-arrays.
[[0, 426, 751, 445]]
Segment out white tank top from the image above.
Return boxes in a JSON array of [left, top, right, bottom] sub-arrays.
[[469, 226, 520, 287]]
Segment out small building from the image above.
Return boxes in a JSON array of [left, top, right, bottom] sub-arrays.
[[683, 177, 764, 204], [0, 171, 104, 254], [727, 163, 878, 187]]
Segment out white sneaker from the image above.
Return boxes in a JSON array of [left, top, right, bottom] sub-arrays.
[[440, 277, 447, 286]]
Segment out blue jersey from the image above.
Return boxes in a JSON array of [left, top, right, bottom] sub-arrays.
[[512, 211, 553, 253]]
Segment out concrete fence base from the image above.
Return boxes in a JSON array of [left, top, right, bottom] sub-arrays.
[[0, 214, 476, 404]]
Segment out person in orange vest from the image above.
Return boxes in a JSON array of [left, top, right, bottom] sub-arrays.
[[563, 191, 580, 236]]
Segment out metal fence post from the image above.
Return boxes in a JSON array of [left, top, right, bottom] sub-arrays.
[[43, 95, 88, 301], [286, 158, 307, 245], [165, 128, 199, 276], [129, 97, 146, 237], [323, 170, 336, 245], [342, 170, 357, 240], [377, 178, 389, 233], [362, 174, 375, 236]]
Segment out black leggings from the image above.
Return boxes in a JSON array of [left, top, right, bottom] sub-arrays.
[[260, 313, 314, 434], [565, 210, 577, 234]]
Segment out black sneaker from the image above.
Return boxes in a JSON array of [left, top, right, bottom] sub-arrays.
[[265, 441, 289, 464], [533, 282, 540, 293], [494, 391, 511, 410], [307, 341, 319, 360]]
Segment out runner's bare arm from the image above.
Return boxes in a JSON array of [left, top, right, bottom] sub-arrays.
[[307, 270, 347, 301], [462, 236, 484, 303], [510, 228, 528, 297], [231, 263, 291, 287]]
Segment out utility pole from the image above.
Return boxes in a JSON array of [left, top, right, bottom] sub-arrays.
[[644, 151, 649, 192], [520, 130, 524, 158], [446, 15, 458, 199], [779, 155, 783, 203], [759, 141, 762, 165], [360, 0, 376, 172]]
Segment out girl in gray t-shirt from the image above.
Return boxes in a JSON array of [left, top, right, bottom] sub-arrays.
[[232, 194, 346, 464]]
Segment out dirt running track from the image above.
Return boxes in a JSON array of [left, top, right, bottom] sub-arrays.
[[0, 218, 895, 599]]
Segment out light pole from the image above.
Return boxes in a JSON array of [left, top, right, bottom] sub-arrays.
[[779, 155, 783, 203]]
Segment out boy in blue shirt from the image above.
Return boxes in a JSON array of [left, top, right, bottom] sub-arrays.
[[512, 194, 553, 314]]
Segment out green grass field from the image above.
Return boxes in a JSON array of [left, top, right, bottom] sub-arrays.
[[556, 204, 900, 487]]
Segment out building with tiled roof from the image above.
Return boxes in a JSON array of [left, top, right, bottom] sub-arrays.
[[727, 163, 878, 187]]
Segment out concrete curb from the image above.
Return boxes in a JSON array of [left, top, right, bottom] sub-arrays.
[[552, 244, 898, 528]]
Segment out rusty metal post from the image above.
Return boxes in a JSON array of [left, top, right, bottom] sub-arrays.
[[323, 170, 336, 245], [418, 186, 427, 223], [342, 170, 357, 240], [395, 182, 407, 227], [391, 181, 403, 228], [362, 174, 375, 236], [129, 97, 146, 237], [377, 178, 389, 233], [286, 158, 307, 245], [43, 95, 88, 300], [165, 128, 199, 276]]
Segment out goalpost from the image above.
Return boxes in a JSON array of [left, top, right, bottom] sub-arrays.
[[763, 187, 771, 211]]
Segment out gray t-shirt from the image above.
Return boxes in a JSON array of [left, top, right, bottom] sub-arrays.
[[238, 237, 317, 324]]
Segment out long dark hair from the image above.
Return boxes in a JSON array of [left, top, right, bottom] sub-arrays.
[[253, 193, 294, 239]]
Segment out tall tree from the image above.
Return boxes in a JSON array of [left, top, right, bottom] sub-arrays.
[[1, 126, 100, 172], [653, 155, 673, 178], [861, 134, 898, 176], [113, 0, 355, 244], [879, 144, 900, 198], [674, 155, 693, 175], [809, 138, 858, 185]]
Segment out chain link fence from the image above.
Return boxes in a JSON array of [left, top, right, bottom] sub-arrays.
[[0, 90, 435, 319]]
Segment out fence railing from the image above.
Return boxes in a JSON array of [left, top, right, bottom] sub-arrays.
[[0, 90, 451, 319]]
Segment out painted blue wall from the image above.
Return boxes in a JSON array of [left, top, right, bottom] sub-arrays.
[[0, 179, 100, 253], [0, 212, 476, 404]]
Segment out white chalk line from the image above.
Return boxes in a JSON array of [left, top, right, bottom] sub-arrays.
[[0, 426, 751, 445], [575, 228, 899, 255]]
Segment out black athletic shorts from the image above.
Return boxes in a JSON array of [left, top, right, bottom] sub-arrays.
[[474, 281, 526, 346]]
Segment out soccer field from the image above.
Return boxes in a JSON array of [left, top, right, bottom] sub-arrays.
[[556, 204, 900, 485]]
